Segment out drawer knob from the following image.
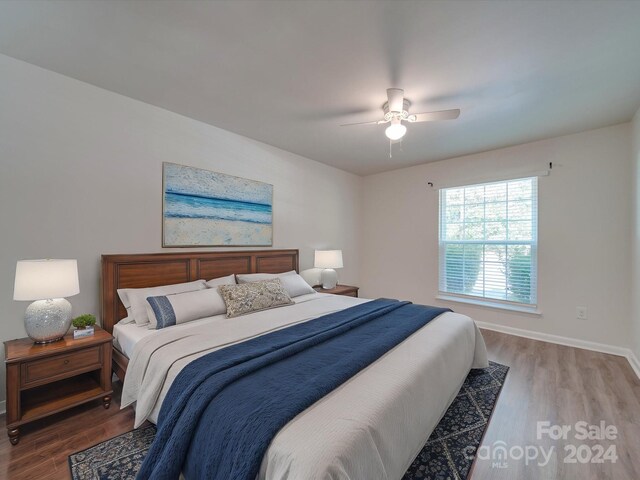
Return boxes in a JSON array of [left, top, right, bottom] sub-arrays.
[[64, 359, 69, 365]]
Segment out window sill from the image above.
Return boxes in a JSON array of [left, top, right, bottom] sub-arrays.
[[436, 294, 542, 316]]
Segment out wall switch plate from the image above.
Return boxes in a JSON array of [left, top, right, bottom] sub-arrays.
[[576, 306, 588, 320]]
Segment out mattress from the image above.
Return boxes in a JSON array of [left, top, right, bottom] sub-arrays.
[[120, 293, 488, 480]]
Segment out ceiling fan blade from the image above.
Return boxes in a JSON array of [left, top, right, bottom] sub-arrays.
[[387, 88, 404, 113], [409, 109, 460, 122], [340, 119, 388, 127]]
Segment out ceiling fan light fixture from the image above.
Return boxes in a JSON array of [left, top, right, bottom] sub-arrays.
[[340, 88, 460, 150], [385, 119, 407, 140]]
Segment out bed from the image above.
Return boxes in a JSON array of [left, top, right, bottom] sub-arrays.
[[101, 250, 488, 480]]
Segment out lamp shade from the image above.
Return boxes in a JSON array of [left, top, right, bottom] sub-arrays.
[[314, 250, 344, 269], [14, 259, 80, 301]]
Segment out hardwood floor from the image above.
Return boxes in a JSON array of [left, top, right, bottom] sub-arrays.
[[0, 381, 134, 480], [472, 330, 640, 480], [1, 330, 638, 479]]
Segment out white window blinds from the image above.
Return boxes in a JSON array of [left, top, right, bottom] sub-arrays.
[[439, 177, 538, 306]]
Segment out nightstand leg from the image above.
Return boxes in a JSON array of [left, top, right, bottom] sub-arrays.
[[8, 428, 19, 445], [103, 395, 111, 409]]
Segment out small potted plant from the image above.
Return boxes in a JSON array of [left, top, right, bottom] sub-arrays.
[[72, 314, 96, 339]]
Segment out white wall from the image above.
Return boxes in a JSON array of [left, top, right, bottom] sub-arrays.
[[362, 124, 632, 349], [632, 108, 640, 362], [0, 54, 363, 402], [1, 50, 637, 412]]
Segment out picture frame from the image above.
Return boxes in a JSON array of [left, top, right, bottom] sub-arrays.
[[162, 162, 273, 247]]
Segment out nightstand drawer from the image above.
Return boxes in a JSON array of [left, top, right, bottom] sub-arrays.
[[21, 347, 102, 388]]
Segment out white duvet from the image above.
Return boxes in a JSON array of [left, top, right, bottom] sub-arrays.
[[119, 293, 488, 480]]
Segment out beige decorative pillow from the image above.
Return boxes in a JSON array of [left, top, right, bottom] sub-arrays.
[[218, 279, 294, 318]]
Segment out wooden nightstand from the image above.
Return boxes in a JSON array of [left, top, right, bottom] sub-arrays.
[[4, 326, 113, 445], [313, 284, 359, 297]]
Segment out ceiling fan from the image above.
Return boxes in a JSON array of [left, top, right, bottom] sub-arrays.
[[341, 88, 460, 142]]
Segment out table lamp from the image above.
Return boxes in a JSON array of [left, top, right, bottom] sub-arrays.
[[13, 259, 80, 343], [314, 250, 343, 289]]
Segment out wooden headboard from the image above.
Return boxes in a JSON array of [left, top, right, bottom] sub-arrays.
[[101, 249, 299, 335]]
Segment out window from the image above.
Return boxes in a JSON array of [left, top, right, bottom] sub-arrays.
[[439, 177, 538, 308]]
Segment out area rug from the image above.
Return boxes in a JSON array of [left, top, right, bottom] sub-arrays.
[[402, 361, 509, 480], [69, 361, 508, 480]]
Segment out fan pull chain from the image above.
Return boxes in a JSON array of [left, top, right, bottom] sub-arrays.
[[389, 139, 404, 158]]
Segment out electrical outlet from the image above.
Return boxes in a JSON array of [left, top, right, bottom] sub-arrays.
[[576, 306, 588, 320]]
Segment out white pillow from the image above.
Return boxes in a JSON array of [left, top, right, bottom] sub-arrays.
[[146, 288, 228, 330], [235, 271, 289, 283], [118, 280, 207, 326], [300, 268, 322, 288], [117, 316, 135, 325], [205, 274, 236, 288], [236, 271, 316, 298]]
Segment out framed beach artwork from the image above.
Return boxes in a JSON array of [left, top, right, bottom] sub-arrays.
[[162, 162, 273, 247]]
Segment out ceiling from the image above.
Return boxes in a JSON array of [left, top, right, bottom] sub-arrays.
[[1, 1, 640, 176]]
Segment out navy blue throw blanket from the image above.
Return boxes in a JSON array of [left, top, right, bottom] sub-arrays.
[[136, 299, 450, 480]]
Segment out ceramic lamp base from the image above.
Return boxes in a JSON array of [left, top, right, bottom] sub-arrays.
[[24, 298, 72, 344], [321, 269, 338, 289]]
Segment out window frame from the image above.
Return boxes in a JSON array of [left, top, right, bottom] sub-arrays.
[[437, 176, 539, 313]]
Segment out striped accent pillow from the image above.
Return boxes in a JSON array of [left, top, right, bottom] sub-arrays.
[[146, 287, 230, 330], [147, 296, 177, 329]]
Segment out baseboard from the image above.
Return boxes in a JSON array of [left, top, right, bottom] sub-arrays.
[[627, 350, 640, 380], [0, 400, 5, 415], [475, 320, 640, 380]]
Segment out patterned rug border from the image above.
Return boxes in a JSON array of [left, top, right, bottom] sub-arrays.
[[69, 362, 509, 480], [402, 361, 510, 480], [465, 363, 509, 479], [67, 423, 158, 479]]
